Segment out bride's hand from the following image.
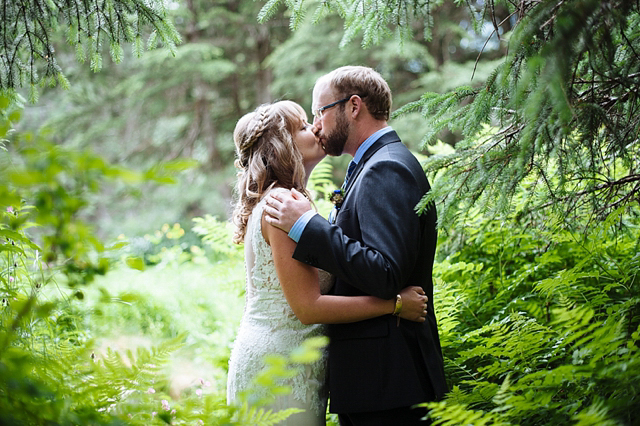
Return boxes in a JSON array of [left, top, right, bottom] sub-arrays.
[[398, 286, 428, 322]]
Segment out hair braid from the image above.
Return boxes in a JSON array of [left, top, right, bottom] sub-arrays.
[[231, 101, 310, 244], [242, 107, 269, 151]]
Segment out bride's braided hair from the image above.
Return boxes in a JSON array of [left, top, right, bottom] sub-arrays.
[[236, 107, 270, 160], [232, 101, 310, 244]]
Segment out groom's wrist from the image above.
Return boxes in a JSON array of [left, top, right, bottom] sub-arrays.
[[392, 293, 402, 316], [288, 210, 316, 242]]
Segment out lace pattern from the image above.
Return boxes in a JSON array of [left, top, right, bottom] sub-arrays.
[[227, 188, 328, 421]]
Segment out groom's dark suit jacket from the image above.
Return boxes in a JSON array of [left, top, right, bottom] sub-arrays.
[[293, 130, 448, 413]]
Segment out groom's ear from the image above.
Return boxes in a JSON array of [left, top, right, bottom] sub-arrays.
[[348, 96, 364, 119]]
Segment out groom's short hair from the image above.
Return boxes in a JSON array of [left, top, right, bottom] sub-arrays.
[[325, 66, 392, 121]]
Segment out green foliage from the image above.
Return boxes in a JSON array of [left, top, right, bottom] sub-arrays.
[[266, 11, 437, 109], [0, 94, 216, 424], [394, 0, 640, 228], [429, 200, 640, 425], [122, 221, 214, 268], [1, 330, 186, 424], [307, 158, 335, 194], [266, 0, 639, 231], [73, 335, 185, 420], [1, 0, 181, 95], [307, 157, 339, 218], [4, 0, 639, 424], [17, 0, 502, 243], [260, 0, 446, 47], [192, 215, 244, 259]]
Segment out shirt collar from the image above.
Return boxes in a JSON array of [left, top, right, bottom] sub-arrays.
[[352, 126, 393, 165]]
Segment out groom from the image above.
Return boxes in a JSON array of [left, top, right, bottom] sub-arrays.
[[265, 66, 447, 425]]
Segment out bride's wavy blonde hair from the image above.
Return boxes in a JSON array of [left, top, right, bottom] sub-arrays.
[[232, 100, 311, 244]]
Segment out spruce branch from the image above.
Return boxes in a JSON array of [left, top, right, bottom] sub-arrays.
[[1, 0, 181, 94], [403, 0, 640, 229]]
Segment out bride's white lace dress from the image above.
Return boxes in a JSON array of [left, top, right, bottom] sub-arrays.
[[227, 189, 332, 425]]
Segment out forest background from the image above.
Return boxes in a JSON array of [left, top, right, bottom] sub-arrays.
[[1, 0, 639, 424]]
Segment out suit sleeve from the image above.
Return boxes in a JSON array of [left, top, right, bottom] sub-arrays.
[[293, 158, 425, 300]]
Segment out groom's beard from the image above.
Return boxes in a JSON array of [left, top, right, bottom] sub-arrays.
[[322, 109, 349, 157]]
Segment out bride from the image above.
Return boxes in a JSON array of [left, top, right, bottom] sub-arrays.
[[226, 100, 428, 425]]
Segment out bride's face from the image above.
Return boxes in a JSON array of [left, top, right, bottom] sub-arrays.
[[293, 114, 326, 167]]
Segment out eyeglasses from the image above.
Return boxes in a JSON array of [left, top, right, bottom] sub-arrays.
[[312, 95, 355, 120]]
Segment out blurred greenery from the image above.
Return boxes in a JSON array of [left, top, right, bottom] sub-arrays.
[[12, 0, 509, 241]]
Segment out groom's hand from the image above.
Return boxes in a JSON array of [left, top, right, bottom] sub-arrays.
[[264, 188, 312, 233]]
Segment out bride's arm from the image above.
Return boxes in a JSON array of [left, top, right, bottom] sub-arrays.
[[264, 215, 427, 325]]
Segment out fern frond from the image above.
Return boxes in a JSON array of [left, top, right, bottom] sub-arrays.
[[307, 158, 335, 195], [572, 399, 618, 426], [235, 403, 304, 426], [421, 400, 509, 426], [192, 215, 243, 257]]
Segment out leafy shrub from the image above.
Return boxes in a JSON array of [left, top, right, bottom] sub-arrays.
[[1, 94, 243, 424], [1, 93, 180, 423], [428, 203, 640, 425]]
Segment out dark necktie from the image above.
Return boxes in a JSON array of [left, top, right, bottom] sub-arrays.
[[342, 160, 357, 190]]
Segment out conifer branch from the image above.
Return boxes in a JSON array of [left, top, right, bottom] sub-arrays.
[[531, 174, 640, 212], [0, 0, 181, 94], [406, 0, 640, 227]]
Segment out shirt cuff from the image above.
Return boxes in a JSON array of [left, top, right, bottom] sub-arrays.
[[288, 210, 317, 242]]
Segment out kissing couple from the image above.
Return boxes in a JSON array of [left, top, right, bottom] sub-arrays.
[[227, 66, 448, 425]]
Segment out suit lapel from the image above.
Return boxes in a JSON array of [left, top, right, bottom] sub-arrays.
[[343, 130, 401, 195]]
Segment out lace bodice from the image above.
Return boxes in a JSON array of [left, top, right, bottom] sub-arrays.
[[243, 188, 332, 325], [227, 189, 329, 422]]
